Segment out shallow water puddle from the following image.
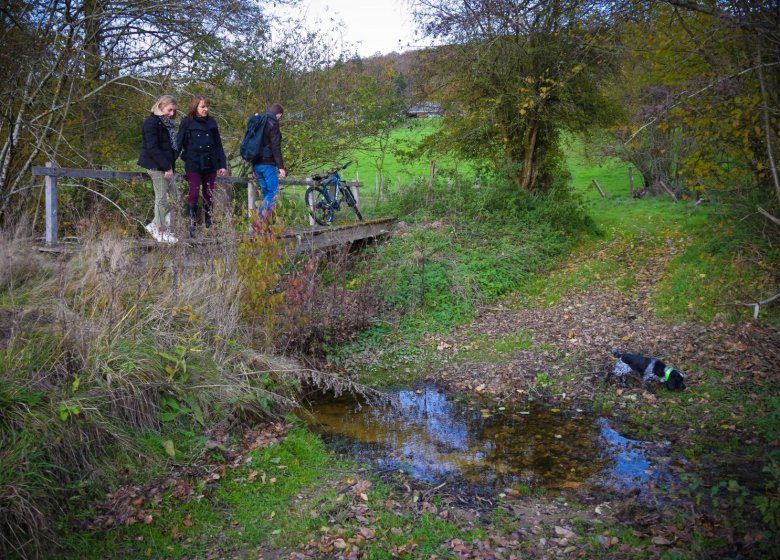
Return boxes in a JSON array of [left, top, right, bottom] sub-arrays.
[[298, 386, 672, 495]]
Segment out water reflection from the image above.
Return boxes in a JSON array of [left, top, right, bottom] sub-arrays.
[[298, 386, 668, 493], [596, 418, 671, 492]]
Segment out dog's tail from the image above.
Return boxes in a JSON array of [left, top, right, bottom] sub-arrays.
[[610, 347, 621, 358]]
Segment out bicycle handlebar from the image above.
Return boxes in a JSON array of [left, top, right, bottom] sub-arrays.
[[316, 161, 352, 180]]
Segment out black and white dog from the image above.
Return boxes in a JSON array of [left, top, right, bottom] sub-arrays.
[[607, 348, 686, 391]]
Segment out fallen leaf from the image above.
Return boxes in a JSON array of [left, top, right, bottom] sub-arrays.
[[555, 526, 576, 539], [163, 440, 176, 457]]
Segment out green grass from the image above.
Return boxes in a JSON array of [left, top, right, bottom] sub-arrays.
[[444, 329, 536, 364], [63, 428, 332, 558], [347, 119, 475, 207], [62, 427, 489, 559], [503, 136, 780, 323], [330, 199, 585, 384], [277, 118, 475, 222]]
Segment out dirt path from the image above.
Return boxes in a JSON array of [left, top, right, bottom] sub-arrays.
[[411, 237, 780, 558], [432, 241, 780, 403]]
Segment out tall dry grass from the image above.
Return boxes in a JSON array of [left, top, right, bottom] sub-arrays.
[[0, 214, 382, 558]]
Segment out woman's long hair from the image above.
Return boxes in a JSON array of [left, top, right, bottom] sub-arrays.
[[187, 95, 210, 119]]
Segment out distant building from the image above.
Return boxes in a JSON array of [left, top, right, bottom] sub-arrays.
[[407, 103, 441, 118]]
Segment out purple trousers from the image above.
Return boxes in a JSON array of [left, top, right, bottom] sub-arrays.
[[185, 170, 217, 206]]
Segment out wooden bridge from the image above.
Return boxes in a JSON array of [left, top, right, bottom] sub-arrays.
[[32, 164, 396, 254]]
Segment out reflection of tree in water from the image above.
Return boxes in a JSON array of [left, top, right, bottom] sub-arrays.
[[471, 412, 609, 489], [299, 387, 612, 490]]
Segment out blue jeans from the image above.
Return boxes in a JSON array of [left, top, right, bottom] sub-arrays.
[[253, 164, 279, 220]]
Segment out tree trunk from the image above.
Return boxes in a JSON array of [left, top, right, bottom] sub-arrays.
[[518, 121, 538, 191], [755, 44, 780, 205]]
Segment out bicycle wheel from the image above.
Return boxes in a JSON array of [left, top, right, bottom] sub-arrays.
[[342, 186, 364, 221], [305, 186, 333, 226]]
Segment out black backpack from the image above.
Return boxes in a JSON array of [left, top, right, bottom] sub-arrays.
[[239, 112, 270, 163]]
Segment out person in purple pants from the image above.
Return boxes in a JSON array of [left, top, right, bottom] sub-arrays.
[[176, 96, 227, 237]]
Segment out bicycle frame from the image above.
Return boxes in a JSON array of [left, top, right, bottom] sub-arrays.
[[306, 161, 363, 225], [318, 173, 343, 208]]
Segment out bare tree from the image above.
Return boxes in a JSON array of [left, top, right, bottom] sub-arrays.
[[0, 0, 282, 221]]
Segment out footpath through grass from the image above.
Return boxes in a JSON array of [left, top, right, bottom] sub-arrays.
[[522, 137, 778, 324]]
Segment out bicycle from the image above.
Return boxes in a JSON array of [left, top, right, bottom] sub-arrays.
[[305, 161, 364, 226]]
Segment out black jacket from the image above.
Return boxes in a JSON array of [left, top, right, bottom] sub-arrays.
[[176, 116, 227, 173], [137, 114, 177, 171], [259, 113, 284, 170]]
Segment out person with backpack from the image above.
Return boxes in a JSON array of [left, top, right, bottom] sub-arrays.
[[138, 94, 180, 244], [176, 96, 228, 237], [242, 103, 286, 222]]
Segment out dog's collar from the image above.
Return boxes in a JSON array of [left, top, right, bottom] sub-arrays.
[[661, 367, 673, 382]]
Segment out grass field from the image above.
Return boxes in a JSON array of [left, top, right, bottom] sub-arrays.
[[562, 137, 777, 324]]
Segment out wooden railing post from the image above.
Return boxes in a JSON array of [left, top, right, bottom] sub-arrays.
[[350, 182, 360, 211], [308, 183, 316, 226], [44, 162, 58, 245], [247, 177, 256, 220]]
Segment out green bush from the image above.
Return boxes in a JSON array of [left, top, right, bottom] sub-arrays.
[[341, 171, 594, 370]]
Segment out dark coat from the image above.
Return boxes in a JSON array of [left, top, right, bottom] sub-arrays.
[[258, 113, 284, 170], [176, 116, 227, 174], [137, 114, 177, 171]]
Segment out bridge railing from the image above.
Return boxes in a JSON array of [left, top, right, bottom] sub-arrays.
[[31, 163, 362, 245]]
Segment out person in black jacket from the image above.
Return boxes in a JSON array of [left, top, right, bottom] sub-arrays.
[[176, 96, 228, 237], [252, 103, 286, 222], [137, 94, 179, 243]]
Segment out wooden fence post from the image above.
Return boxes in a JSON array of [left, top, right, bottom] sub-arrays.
[[351, 182, 360, 210], [427, 160, 436, 205], [628, 166, 634, 196], [44, 162, 58, 245], [308, 181, 316, 226], [591, 178, 606, 198], [247, 179, 256, 220]]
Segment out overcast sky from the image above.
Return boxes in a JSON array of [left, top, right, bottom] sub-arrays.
[[287, 0, 421, 57]]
